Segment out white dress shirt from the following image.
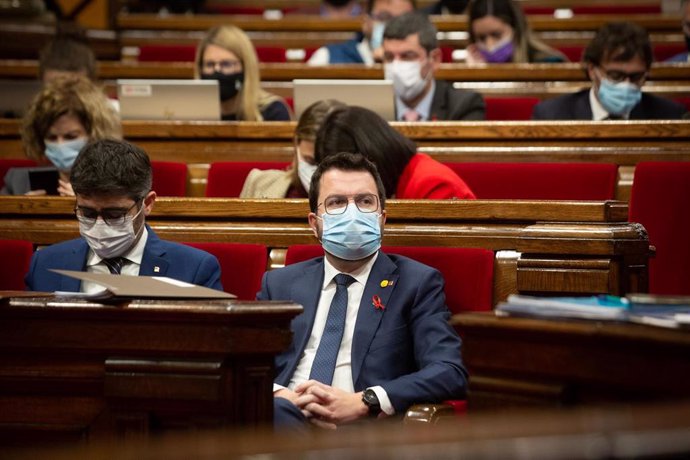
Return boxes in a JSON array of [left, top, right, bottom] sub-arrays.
[[274, 252, 395, 415], [81, 227, 149, 293]]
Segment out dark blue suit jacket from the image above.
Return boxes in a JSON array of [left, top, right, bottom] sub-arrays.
[[25, 226, 223, 292], [532, 89, 688, 120], [258, 252, 468, 413]]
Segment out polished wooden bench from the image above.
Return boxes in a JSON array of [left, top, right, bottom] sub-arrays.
[[0, 197, 649, 304], [0, 293, 301, 445]]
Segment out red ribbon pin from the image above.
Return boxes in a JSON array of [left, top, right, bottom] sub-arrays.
[[372, 295, 385, 311]]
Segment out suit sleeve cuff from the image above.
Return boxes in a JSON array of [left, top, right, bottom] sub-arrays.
[[369, 385, 395, 416]]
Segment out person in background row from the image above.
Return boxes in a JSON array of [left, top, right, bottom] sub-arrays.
[[465, 0, 567, 64], [195, 25, 292, 121], [315, 106, 476, 199], [240, 99, 347, 198], [532, 22, 688, 120], [383, 12, 485, 121], [2, 77, 121, 196], [422, 0, 468, 14], [25, 139, 223, 293], [38, 33, 96, 84], [290, 0, 363, 17], [666, 0, 689, 62], [308, 0, 416, 65]]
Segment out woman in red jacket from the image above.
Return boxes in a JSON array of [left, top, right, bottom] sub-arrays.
[[315, 106, 475, 199]]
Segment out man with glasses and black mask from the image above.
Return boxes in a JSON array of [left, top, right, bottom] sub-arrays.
[[264, 152, 467, 429], [25, 139, 223, 293], [532, 21, 687, 120], [307, 0, 416, 65]]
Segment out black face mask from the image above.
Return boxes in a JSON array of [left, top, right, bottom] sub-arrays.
[[202, 71, 244, 101]]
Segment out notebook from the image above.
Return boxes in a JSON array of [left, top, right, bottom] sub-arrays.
[[117, 79, 221, 121], [0, 80, 41, 118], [292, 79, 395, 121]]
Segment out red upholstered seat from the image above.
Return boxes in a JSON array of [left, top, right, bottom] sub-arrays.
[[674, 97, 690, 113], [0, 159, 38, 190], [446, 162, 618, 200], [151, 161, 187, 197], [484, 97, 540, 121], [285, 245, 494, 313], [206, 161, 291, 197], [628, 162, 690, 295], [0, 239, 34, 290], [255, 46, 287, 63], [183, 242, 268, 300], [137, 45, 197, 62]]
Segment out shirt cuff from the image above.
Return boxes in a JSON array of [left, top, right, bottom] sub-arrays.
[[273, 383, 287, 393], [369, 385, 395, 416]]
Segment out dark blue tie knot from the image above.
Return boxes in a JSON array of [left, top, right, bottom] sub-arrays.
[[334, 273, 355, 288], [103, 257, 125, 275]]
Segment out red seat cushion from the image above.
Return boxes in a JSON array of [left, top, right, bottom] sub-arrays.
[[446, 162, 618, 200], [484, 97, 540, 121], [206, 161, 291, 197], [137, 45, 197, 62], [0, 239, 34, 290], [256, 46, 287, 63], [184, 242, 267, 300], [285, 245, 494, 313], [0, 159, 38, 190], [151, 161, 187, 197], [628, 162, 690, 295]]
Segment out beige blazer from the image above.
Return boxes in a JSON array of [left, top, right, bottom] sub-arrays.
[[239, 168, 294, 198]]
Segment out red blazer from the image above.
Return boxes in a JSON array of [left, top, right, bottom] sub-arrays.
[[396, 153, 476, 199]]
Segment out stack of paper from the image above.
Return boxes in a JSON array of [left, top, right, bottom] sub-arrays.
[[496, 294, 629, 321], [626, 294, 690, 329]]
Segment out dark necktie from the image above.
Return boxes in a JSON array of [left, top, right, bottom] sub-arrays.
[[309, 273, 355, 385], [605, 114, 623, 120], [103, 257, 125, 275]]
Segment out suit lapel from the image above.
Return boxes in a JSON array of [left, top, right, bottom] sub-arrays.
[[577, 90, 594, 119], [60, 240, 89, 291], [428, 80, 447, 121], [351, 253, 399, 385], [138, 226, 170, 276]]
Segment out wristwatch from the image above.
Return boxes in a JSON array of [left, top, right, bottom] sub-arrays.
[[362, 388, 382, 417]]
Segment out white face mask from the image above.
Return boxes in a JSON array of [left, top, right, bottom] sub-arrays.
[[384, 60, 428, 101], [297, 157, 317, 192], [79, 205, 144, 259]]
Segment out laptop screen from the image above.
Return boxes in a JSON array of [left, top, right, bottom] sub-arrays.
[[293, 79, 395, 121], [117, 79, 221, 121]]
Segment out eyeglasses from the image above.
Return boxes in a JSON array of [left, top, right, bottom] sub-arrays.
[[598, 66, 647, 85], [319, 193, 379, 215], [369, 11, 394, 22], [75, 200, 140, 227], [201, 59, 242, 74]]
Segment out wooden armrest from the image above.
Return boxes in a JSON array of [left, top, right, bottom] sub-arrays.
[[403, 403, 457, 425]]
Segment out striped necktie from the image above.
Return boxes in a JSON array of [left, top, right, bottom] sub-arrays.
[[103, 257, 125, 275]]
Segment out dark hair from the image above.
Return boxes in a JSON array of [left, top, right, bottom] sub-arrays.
[[366, 0, 417, 14], [315, 106, 416, 198], [71, 139, 152, 200], [383, 11, 438, 53], [309, 152, 387, 213], [38, 36, 96, 81], [583, 21, 653, 69]]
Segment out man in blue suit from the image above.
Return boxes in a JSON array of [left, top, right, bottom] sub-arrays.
[[25, 139, 222, 293], [260, 152, 467, 428]]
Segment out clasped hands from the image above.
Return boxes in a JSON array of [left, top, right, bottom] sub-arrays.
[[275, 380, 372, 429]]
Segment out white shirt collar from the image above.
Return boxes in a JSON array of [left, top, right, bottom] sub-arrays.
[[322, 251, 379, 289], [86, 226, 149, 267]]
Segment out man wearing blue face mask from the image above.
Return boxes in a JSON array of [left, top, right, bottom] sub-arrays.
[[532, 22, 688, 120], [25, 139, 223, 293], [261, 152, 467, 429], [307, 0, 416, 65]]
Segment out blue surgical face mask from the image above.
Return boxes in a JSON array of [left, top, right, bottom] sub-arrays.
[[370, 21, 386, 50], [597, 78, 642, 116], [319, 203, 382, 261], [44, 137, 87, 171]]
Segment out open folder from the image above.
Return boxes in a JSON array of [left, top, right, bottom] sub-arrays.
[[50, 269, 235, 301]]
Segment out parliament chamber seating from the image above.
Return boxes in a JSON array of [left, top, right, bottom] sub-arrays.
[[183, 242, 268, 299], [483, 97, 540, 120], [448, 162, 618, 200], [0, 238, 33, 290], [628, 161, 690, 296], [206, 161, 291, 197], [151, 160, 188, 196]]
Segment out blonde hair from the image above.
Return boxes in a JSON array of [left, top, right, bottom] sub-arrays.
[[21, 76, 121, 161], [195, 25, 286, 121]]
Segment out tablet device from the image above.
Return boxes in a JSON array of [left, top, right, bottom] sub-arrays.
[[29, 169, 59, 195]]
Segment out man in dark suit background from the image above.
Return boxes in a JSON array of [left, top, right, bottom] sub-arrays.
[[532, 21, 687, 120], [382, 12, 485, 121], [25, 139, 222, 293], [263, 152, 467, 428]]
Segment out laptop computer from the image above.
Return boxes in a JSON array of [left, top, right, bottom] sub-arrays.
[[0, 80, 42, 118], [293, 79, 395, 121], [117, 79, 221, 121]]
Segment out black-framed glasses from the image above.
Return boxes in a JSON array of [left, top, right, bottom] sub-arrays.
[[319, 193, 379, 215], [75, 200, 141, 227], [598, 66, 647, 85]]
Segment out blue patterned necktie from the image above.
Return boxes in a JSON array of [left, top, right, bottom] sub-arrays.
[[309, 273, 356, 385], [103, 257, 125, 275]]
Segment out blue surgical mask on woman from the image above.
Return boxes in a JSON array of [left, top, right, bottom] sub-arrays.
[[319, 203, 382, 261], [370, 21, 386, 50], [597, 78, 642, 116], [44, 137, 87, 171]]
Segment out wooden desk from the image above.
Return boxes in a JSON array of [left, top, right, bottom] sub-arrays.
[[452, 312, 690, 410], [0, 294, 301, 446]]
